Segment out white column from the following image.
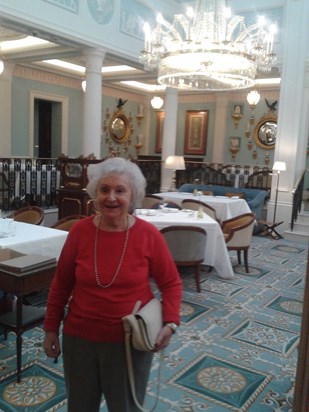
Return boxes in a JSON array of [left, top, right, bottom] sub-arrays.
[[161, 87, 178, 191], [0, 63, 14, 156], [267, 0, 309, 233], [212, 94, 228, 163], [82, 48, 106, 158]]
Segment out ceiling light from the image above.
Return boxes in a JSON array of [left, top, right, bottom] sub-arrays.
[[247, 90, 260, 124], [43, 59, 85, 73], [140, 0, 277, 91], [121, 81, 166, 92], [1, 36, 50, 51], [247, 90, 261, 107], [151, 96, 164, 110]]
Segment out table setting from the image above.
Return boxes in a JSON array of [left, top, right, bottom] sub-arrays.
[[154, 191, 251, 221], [135, 207, 234, 279]]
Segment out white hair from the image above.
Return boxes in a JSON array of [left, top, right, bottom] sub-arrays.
[[86, 157, 146, 208]]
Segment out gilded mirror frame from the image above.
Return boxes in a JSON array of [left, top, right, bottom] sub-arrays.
[[109, 110, 131, 144], [253, 113, 277, 150]]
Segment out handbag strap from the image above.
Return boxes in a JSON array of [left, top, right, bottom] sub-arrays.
[[124, 328, 163, 412]]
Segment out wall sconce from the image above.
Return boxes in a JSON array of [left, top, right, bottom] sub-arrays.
[[151, 96, 164, 110], [231, 104, 243, 128], [165, 155, 186, 191], [135, 133, 143, 155], [136, 104, 144, 126], [247, 90, 260, 125], [229, 137, 241, 160], [81, 79, 86, 92]]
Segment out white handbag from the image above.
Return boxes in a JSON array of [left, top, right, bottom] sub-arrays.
[[122, 298, 162, 351], [122, 298, 163, 411]]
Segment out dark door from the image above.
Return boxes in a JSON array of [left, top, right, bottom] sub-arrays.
[[37, 100, 52, 158]]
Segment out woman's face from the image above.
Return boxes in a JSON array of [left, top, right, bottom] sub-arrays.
[[95, 173, 133, 219]]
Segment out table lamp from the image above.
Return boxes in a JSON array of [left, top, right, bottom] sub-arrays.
[[165, 155, 186, 191], [272, 160, 286, 223]]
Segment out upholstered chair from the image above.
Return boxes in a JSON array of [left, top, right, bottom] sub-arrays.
[[11, 206, 44, 225], [221, 213, 255, 273], [160, 225, 207, 292], [51, 214, 87, 231], [141, 194, 163, 209], [181, 199, 220, 223]]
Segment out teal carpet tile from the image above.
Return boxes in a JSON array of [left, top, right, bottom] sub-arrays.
[[0, 237, 306, 411]]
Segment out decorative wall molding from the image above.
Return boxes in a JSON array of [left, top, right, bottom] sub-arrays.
[[14, 66, 81, 89]]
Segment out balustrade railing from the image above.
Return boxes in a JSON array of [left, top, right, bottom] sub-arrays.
[[0, 158, 59, 211], [291, 169, 307, 230]]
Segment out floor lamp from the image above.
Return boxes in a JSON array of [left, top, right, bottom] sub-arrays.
[[272, 161, 286, 223], [165, 155, 186, 191]]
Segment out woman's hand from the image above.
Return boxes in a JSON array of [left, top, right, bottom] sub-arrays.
[[42, 331, 61, 360], [153, 325, 174, 352]]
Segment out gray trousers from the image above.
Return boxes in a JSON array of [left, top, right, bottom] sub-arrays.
[[62, 334, 153, 412]]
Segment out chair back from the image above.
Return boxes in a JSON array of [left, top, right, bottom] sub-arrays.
[[142, 194, 163, 209], [182, 199, 218, 221], [51, 214, 87, 231], [160, 225, 206, 263], [221, 213, 255, 247], [12, 206, 44, 225]]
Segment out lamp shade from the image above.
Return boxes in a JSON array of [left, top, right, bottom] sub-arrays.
[[151, 96, 164, 110], [165, 155, 185, 170], [273, 161, 286, 172], [247, 90, 260, 106]]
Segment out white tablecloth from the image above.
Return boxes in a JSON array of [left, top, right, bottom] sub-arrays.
[[0, 221, 67, 259], [136, 209, 234, 279], [155, 192, 251, 221]]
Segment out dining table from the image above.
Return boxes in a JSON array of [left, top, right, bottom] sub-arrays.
[[0, 220, 68, 259], [155, 191, 251, 221], [136, 208, 234, 279]]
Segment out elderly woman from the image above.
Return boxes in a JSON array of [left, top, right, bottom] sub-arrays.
[[43, 157, 182, 412]]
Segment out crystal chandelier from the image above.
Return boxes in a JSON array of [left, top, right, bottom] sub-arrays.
[[140, 0, 277, 91]]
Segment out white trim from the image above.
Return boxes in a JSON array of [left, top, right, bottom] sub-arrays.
[[29, 90, 68, 157]]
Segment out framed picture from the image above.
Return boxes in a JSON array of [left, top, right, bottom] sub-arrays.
[[184, 110, 208, 155], [155, 111, 164, 153], [232, 104, 243, 116]]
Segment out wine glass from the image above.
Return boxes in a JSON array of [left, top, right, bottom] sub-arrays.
[[159, 199, 168, 212]]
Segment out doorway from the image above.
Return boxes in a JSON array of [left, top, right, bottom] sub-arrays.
[[34, 99, 62, 158], [30, 91, 68, 158]]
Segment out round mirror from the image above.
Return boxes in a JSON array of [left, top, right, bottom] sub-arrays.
[[109, 110, 131, 144], [253, 114, 277, 149]]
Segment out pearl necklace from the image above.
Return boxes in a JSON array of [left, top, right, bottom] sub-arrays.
[[94, 215, 130, 288]]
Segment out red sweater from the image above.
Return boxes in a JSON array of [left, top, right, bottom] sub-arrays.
[[43, 216, 182, 342]]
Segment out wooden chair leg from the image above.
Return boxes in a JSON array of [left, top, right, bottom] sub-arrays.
[[237, 250, 241, 264], [244, 250, 249, 273], [194, 264, 201, 293]]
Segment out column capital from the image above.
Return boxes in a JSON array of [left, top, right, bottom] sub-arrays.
[[82, 47, 106, 72]]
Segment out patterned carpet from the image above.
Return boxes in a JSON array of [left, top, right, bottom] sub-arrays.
[[0, 236, 307, 411]]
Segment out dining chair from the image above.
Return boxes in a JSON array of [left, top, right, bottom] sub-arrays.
[[221, 212, 255, 273], [160, 225, 207, 292], [142, 194, 163, 209], [51, 214, 87, 231], [11, 206, 44, 225], [181, 198, 220, 223]]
